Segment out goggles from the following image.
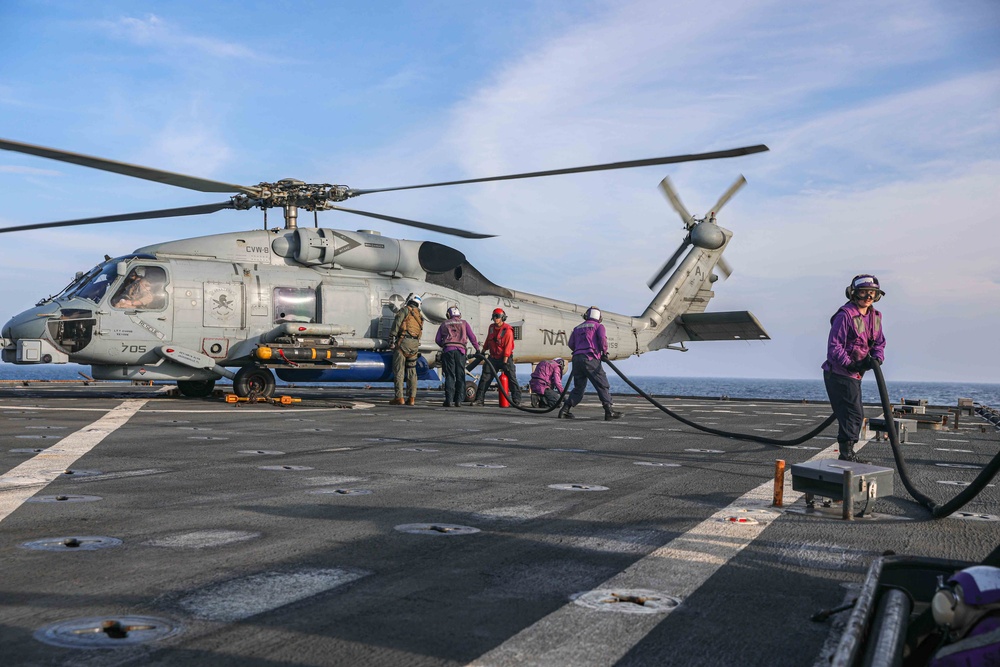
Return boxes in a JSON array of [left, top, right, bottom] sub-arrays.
[[854, 289, 877, 300], [491, 314, 503, 319]]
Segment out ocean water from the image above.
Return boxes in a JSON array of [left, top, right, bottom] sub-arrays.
[[2, 363, 998, 407]]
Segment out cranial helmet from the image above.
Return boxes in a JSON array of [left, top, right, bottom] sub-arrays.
[[407, 293, 423, 307], [492, 307, 507, 322], [584, 306, 602, 322], [553, 357, 566, 372], [447, 306, 461, 319], [845, 275, 884, 302]]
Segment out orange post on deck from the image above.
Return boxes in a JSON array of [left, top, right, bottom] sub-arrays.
[[772, 459, 785, 507]]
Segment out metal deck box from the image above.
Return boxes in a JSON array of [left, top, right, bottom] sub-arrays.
[[865, 417, 915, 442], [791, 459, 895, 518]]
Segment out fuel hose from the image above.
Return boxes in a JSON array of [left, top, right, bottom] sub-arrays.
[[464, 352, 999, 517], [602, 355, 999, 518], [604, 358, 836, 446], [869, 359, 1000, 518], [470, 354, 575, 414]]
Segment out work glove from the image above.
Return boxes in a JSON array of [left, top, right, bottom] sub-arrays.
[[600, 353, 610, 362], [845, 360, 864, 374]]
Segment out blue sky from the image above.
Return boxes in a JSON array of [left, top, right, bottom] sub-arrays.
[[1, 0, 998, 382]]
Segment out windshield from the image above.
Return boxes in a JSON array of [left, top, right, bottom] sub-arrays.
[[56, 254, 158, 305], [72, 262, 119, 303]]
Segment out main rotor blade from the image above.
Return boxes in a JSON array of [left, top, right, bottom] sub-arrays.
[[348, 145, 769, 196], [647, 240, 691, 290], [0, 202, 235, 234], [0, 138, 259, 195], [658, 176, 694, 228], [707, 175, 747, 216], [329, 205, 495, 239]]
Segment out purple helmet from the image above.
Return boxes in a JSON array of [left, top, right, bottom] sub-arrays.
[[846, 274, 885, 302]]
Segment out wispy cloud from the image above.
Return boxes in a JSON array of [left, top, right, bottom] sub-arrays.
[[92, 14, 291, 64]]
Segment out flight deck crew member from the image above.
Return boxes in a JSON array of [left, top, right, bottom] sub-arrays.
[[473, 308, 522, 406], [390, 294, 424, 406], [558, 307, 623, 421], [529, 358, 564, 408], [435, 306, 479, 407], [822, 274, 886, 463]]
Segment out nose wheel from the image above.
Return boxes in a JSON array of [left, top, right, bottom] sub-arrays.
[[233, 366, 276, 399]]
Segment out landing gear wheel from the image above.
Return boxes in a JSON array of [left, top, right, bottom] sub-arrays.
[[464, 381, 477, 403], [176, 379, 216, 398], [234, 366, 276, 399]]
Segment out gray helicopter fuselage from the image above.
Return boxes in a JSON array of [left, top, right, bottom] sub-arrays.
[[1, 227, 653, 383]]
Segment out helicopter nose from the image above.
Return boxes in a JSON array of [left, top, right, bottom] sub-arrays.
[[3, 305, 58, 343]]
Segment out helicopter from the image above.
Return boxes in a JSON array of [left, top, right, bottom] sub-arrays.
[[0, 137, 770, 398]]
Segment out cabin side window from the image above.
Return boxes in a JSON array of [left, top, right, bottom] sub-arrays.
[[111, 266, 168, 310], [273, 287, 316, 323]]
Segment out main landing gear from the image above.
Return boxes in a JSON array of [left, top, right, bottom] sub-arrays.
[[233, 366, 276, 399]]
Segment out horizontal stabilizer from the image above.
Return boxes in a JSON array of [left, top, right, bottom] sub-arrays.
[[674, 311, 770, 342]]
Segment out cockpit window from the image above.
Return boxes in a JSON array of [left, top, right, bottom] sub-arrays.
[[112, 266, 168, 310], [62, 254, 158, 305], [73, 263, 119, 303]]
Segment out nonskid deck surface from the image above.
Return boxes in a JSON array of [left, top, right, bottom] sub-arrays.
[[1, 386, 997, 666]]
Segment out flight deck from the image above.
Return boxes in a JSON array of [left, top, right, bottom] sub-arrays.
[[1, 385, 997, 666]]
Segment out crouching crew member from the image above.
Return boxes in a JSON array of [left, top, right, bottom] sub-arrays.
[[473, 308, 522, 406], [559, 307, 622, 421], [436, 306, 479, 407], [529, 358, 565, 408], [822, 274, 886, 462], [390, 294, 424, 406]]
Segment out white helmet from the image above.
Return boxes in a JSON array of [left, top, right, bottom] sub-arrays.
[[407, 293, 422, 307], [584, 306, 602, 322]]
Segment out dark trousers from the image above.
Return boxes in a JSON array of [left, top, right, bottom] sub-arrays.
[[441, 349, 467, 405], [475, 358, 522, 405], [538, 387, 561, 408], [565, 355, 613, 410], [824, 370, 864, 446]]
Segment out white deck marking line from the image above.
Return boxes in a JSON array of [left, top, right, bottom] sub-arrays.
[[0, 399, 147, 523], [469, 437, 863, 667]]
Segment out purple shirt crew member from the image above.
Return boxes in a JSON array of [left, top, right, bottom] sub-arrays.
[[435, 307, 479, 407], [822, 274, 887, 463], [529, 358, 564, 408], [558, 307, 623, 421]]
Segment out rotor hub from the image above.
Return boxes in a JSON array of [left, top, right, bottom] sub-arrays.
[[231, 182, 352, 211]]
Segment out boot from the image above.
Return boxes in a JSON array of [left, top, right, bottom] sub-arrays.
[[389, 397, 405, 405], [472, 396, 485, 406], [557, 404, 574, 419], [604, 406, 623, 421], [837, 441, 870, 464], [407, 397, 416, 406], [443, 401, 452, 407]]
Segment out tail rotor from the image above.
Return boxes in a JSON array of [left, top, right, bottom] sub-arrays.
[[646, 175, 746, 291]]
